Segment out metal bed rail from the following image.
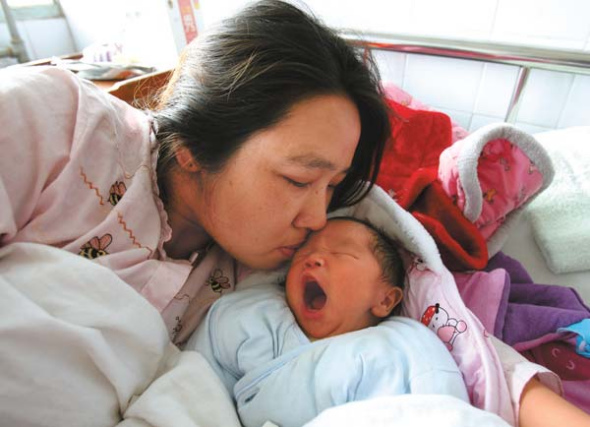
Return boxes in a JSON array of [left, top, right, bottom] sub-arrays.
[[343, 31, 590, 123], [0, 0, 30, 63]]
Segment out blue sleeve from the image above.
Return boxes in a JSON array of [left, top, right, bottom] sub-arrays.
[[185, 284, 293, 395]]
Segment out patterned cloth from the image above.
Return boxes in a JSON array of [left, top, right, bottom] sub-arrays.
[[0, 66, 236, 340]]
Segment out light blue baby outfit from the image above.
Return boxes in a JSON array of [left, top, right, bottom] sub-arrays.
[[187, 283, 468, 427]]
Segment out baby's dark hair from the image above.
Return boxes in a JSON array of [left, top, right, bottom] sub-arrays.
[[329, 216, 406, 314]]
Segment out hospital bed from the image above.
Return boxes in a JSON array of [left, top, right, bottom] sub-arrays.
[[3, 32, 587, 426]]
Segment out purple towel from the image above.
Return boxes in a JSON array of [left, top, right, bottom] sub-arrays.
[[486, 252, 590, 349]]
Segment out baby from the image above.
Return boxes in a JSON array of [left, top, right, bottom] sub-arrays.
[[284, 216, 405, 339], [187, 217, 468, 427]]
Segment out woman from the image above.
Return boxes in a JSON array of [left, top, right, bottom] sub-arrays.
[[0, 2, 388, 423], [0, 1, 587, 426], [0, 0, 389, 345]]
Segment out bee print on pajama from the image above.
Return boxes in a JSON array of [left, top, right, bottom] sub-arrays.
[[79, 234, 113, 259], [207, 268, 231, 294]]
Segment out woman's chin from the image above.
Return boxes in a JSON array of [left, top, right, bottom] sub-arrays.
[[236, 251, 290, 271]]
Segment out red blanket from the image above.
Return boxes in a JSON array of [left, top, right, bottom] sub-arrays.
[[376, 99, 488, 271]]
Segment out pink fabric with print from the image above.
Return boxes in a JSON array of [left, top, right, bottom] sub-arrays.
[[476, 139, 543, 239], [439, 137, 544, 239], [0, 67, 237, 341], [403, 264, 511, 420]]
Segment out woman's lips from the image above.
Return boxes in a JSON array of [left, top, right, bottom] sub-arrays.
[[278, 242, 304, 258], [278, 246, 296, 258]]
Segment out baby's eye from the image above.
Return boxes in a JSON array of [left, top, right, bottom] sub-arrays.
[[333, 252, 358, 259]]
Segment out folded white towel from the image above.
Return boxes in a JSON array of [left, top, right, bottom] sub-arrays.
[[528, 126, 590, 274]]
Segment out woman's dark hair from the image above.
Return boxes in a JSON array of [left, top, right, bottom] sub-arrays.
[[154, 0, 391, 209]]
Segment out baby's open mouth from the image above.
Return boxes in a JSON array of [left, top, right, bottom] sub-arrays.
[[304, 280, 327, 311]]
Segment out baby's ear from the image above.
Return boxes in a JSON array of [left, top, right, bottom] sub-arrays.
[[372, 286, 403, 318], [174, 146, 200, 172]]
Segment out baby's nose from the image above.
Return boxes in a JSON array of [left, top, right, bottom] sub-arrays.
[[304, 253, 324, 268]]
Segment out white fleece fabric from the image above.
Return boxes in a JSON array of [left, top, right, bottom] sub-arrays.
[[527, 126, 590, 274]]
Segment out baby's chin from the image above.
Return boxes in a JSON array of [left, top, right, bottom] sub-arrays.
[[299, 324, 324, 341], [303, 316, 381, 341]]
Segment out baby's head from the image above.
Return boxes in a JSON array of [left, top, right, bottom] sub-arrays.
[[286, 217, 405, 340]]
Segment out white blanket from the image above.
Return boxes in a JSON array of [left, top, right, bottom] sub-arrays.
[[0, 242, 515, 427], [527, 126, 590, 274], [304, 394, 511, 427], [0, 242, 240, 427]]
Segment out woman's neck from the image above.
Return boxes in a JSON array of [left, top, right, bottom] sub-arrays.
[[164, 208, 212, 260], [159, 167, 212, 260]]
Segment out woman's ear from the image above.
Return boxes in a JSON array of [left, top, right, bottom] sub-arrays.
[[174, 146, 200, 172], [371, 286, 403, 318]]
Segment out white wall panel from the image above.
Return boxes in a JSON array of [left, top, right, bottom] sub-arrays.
[[516, 69, 574, 128], [21, 18, 75, 59], [374, 50, 406, 88], [558, 75, 590, 128], [474, 63, 519, 117], [492, 0, 590, 49], [469, 114, 505, 132], [0, 17, 73, 61], [403, 55, 483, 112], [437, 107, 472, 130], [409, 0, 497, 39], [513, 122, 552, 134], [304, 0, 414, 34]]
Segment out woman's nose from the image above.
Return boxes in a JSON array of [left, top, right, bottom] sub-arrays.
[[293, 189, 328, 231]]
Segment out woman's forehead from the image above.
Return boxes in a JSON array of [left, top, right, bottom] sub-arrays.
[[249, 95, 359, 166]]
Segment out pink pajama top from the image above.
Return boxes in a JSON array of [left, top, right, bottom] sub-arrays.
[[0, 67, 236, 344]]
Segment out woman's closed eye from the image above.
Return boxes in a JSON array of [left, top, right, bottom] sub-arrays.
[[283, 172, 346, 193], [284, 176, 310, 189]]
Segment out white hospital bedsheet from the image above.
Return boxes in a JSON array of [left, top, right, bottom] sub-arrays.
[[503, 215, 590, 304], [502, 127, 590, 304], [0, 242, 240, 427]]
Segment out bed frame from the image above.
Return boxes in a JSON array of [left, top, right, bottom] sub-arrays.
[[344, 32, 590, 124], [109, 32, 590, 125]]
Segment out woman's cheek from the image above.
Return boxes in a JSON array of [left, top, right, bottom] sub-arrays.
[[269, 180, 304, 210]]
